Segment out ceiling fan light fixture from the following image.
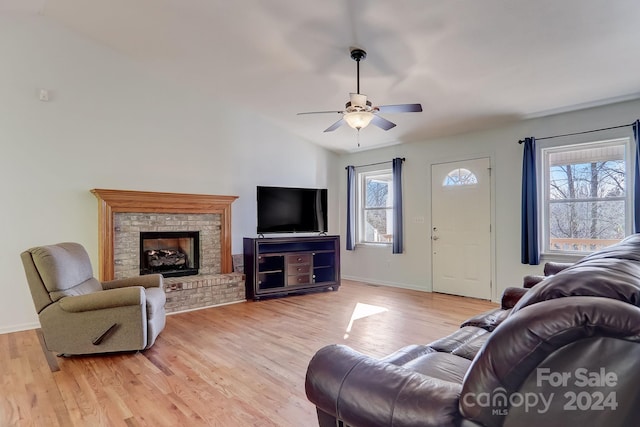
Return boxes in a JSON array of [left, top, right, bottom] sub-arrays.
[[344, 111, 374, 130]]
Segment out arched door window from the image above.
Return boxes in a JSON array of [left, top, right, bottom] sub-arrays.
[[442, 168, 478, 186]]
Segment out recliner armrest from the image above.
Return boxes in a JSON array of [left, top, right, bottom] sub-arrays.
[[543, 261, 572, 276], [102, 274, 163, 290], [522, 262, 574, 289], [306, 344, 463, 427], [501, 286, 529, 309], [58, 287, 144, 312], [523, 275, 545, 288]]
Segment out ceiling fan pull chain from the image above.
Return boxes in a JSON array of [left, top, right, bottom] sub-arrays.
[[357, 128, 361, 147]]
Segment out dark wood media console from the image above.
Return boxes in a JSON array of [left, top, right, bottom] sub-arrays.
[[243, 235, 340, 300]]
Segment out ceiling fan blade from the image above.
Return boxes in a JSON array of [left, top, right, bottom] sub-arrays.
[[324, 118, 346, 132], [297, 110, 343, 115], [371, 115, 396, 131], [375, 103, 423, 113]]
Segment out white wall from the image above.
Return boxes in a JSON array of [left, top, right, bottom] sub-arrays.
[[339, 98, 640, 301], [0, 14, 338, 333]]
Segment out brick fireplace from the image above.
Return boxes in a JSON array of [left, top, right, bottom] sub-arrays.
[[91, 189, 245, 313]]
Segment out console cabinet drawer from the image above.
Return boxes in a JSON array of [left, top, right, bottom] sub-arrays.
[[289, 264, 310, 274], [287, 274, 312, 285], [287, 253, 311, 264]]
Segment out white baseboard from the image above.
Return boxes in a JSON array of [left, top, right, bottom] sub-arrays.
[[166, 299, 246, 316], [341, 275, 431, 292], [0, 321, 40, 335], [0, 301, 248, 335]]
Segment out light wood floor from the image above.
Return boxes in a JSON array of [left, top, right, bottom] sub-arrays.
[[0, 280, 497, 427]]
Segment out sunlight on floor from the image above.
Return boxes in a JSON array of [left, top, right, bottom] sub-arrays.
[[344, 302, 389, 339]]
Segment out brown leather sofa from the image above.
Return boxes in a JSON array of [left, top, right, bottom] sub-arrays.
[[305, 235, 640, 427]]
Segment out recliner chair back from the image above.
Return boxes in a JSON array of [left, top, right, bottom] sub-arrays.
[[22, 243, 102, 309]]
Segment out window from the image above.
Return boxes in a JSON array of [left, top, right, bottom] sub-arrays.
[[541, 138, 630, 254], [358, 169, 393, 244], [443, 168, 478, 186]]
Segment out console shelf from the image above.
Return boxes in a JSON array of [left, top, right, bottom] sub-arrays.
[[243, 235, 340, 300]]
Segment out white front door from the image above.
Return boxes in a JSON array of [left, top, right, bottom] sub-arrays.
[[431, 158, 491, 299]]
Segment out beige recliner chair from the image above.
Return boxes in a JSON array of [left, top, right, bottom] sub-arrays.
[[21, 242, 166, 359]]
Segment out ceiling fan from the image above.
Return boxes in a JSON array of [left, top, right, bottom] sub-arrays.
[[297, 48, 423, 133]]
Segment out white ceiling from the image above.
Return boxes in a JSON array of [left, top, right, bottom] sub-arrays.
[[4, 0, 640, 153]]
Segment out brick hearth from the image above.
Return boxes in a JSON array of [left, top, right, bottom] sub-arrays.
[[164, 274, 244, 312]]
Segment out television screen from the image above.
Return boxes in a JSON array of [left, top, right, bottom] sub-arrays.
[[257, 186, 327, 234]]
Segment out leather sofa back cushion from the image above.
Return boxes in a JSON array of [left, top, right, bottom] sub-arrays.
[[513, 234, 640, 313], [513, 258, 640, 313], [30, 242, 102, 301]]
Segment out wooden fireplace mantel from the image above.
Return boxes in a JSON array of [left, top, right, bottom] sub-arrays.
[[91, 188, 238, 281]]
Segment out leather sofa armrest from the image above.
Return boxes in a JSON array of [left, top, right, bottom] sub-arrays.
[[501, 286, 529, 309], [543, 261, 572, 276], [58, 287, 144, 312], [522, 275, 545, 288], [306, 344, 463, 427], [102, 274, 163, 290], [522, 262, 573, 289]]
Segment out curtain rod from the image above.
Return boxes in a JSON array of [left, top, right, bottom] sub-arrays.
[[345, 157, 405, 170], [518, 122, 634, 144]]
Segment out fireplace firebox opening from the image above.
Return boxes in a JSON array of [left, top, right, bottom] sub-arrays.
[[140, 231, 200, 278]]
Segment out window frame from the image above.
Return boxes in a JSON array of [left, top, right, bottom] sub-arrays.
[[357, 167, 394, 245], [539, 137, 632, 258]]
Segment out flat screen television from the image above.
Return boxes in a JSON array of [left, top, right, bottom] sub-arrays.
[[257, 186, 328, 234]]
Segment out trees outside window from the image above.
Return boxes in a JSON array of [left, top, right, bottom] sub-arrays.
[[358, 170, 393, 244], [542, 139, 629, 253]]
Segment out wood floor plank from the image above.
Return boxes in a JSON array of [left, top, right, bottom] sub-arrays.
[[0, 280, 497, 426]]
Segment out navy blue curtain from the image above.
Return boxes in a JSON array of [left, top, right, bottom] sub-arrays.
[[521, 137, 539, 265], [392, 158, 404, 254], [346, 165, 356, 250], [634, 120, 640, 233]]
